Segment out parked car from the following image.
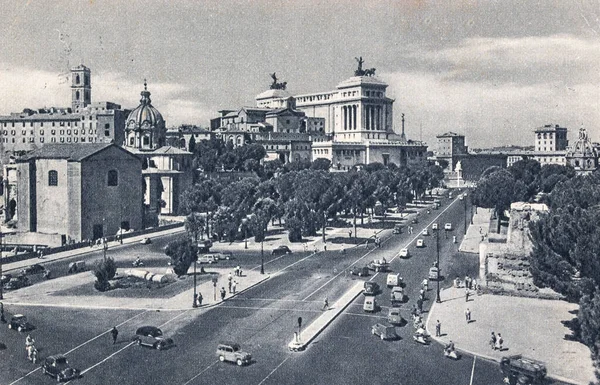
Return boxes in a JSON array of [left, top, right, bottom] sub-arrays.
[[216, 342, 252, 366], [3, 276, 29, 290], [367, 259, 390, 272], [20, 263, 45, 276], [217, 251, 233, 260], [386, 273, 403, 287], [271, 245, 292, 255], [133, 326, 174, 350], [392, 224, 402, 234], [429, 266, 440, 280], [0, 273, 12, 285], [432, 223, 438, 230], [350, 265, 369, 277], [371, 323, 397, 340], [421, 229, 429, 236], [363, 295, 377, 312], [363, 281, 380, 296], [198, 254, 219, 264], [140, 237, 152, 245], [390, 286, 405, 305], [197, 239, 213, 253], [42, 355, 80, 382], [416, 239, 425, 248], [445, 223, 452, 231], [398, 248, 409, 258], [8, 314, 34, 332], [411, 218, 418, 224], [387, 307, 403, 325], [67, 261, 86, 274]]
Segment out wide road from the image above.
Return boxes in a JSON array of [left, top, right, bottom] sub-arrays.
[[1, 193, 545, 385]]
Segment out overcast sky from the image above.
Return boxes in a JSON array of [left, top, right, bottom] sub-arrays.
[[0, 0, 598, 148]]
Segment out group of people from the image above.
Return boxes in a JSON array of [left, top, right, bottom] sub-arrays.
[[490, 331, 504, 351], [25, 334, 37, 363], [227, 272, 238, 294]]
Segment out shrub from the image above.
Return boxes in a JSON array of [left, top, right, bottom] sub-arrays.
[[165, 238, 197, 277], [92, 257, 117, 292]]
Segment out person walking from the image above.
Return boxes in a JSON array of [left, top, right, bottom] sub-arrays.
[[435, 320, 441, 337], [322, 297, 329, 311], [111, 326, 118, 344], [232, 281, 237, 294], [490, 332, 497, 350], [465, 308, 471, 323], [421, 279, 429, 292], [419, 288, 425, 301], [220, 287, 226, 301], [496, 333, 503, 350], [0, 302, 5, 323], [417, 298, 423, 313], [465, 288, 470, 302], [228, 280, 232, 293]]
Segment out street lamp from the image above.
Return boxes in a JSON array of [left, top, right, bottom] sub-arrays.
[[192, 256, 198, 307], [242, 218, 248, 249], [103, 238, 108, 261], [464, 193, 467, 235], [260, 238, 264, 275], [435, 227, 441, 303]]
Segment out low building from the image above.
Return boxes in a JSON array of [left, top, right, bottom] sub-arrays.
[[165, 125, 213, 150]]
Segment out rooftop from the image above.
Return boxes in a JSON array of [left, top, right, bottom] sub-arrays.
[[18, 143, 117, 161]]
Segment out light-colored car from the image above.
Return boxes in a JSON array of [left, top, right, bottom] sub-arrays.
[[367, 259, 390, 272], [390, 286, 405, 305], [444, 223, 452, 231], [140, 237, 152, 245], [371, 323, 397, 340], [217, 251, 233, 260], [432, 223, 438, 230], [398, 248, 409, 258], [386, 273, 402, 287], [198, 254, 219, 264], [421, 228, 429, 236], [363, 296, 377, 312], [416, 239, 425, 248], [216, 342, 252, 366], [429, 266, 440, 280], [387, 307, 403, 325]]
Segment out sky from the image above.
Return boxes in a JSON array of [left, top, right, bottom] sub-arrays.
[[0, 0, 598, 148]]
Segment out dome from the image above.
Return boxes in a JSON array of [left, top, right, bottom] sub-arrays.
[[126, 81, 165, 130]]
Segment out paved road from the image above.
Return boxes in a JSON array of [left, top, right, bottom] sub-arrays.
[[1, 193, 538, 385]]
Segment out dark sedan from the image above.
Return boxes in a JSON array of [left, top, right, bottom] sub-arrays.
[[8, 314, 34, 332], [20, 263, 46, 276], [42, 355, 80, 382], [271, 245, 292, 255]]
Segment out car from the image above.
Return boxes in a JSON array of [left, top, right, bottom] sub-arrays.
[[444, 223, 452, 231], [350, 266, 369, 277], [416, 239, 425, 248], [8, 314, 34, 332], [367, 259, 390, 272], [392, 224, 402, 234], [216, 342, 252, 366], [3, 276, 29, 290], [0, 273, 12, 285], [449, 193, 453, 199], [42, 355, 80, 382], [398, 248, 409, 258], [140, 237, 152, 245], [133, 326, 174, 350], [387, 307, 404, 325], [272, 245, 292, 255], [217, 251, 233, 260], [363, 281, 380, 296], [363, 295, 377, 312], [421, 229, 429, 236], [20, 263, 46, 276], [411, 218, 418, 224], [197, 239, 213, 253], [386, 273, 402, 287], [198, 254, 219, 264], [459, 194, 464, 200], [390, 286, 405, 305], [433, 202, 441, 209], [432, 223, 438, 230], [429, 266, 440, 280], [371, 323, 397, 340]]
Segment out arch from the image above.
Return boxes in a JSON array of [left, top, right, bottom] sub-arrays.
[[107, 170, 118, 186], [75, 90, 80, 100], [75, 74, 80, 84], [48, 170, 58, 186]]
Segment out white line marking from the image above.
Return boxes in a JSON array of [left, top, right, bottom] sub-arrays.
[[469, 355, 477, 385], [229, 297, 321, 303], [257, 356, 290, 385], [218, 304, 323, 313], [75, 341, 136, 377], [275, 251, 319, 273], [343, 312, 387, 319], [249, 253, 287, 271], [181, 360, 219, 385]]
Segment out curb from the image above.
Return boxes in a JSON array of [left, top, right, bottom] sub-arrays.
[[194, 274, 271, 311], [425, 293, 582, 385]]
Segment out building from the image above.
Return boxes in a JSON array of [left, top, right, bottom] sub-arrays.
[[565, 127, 597, 174], [13, 143, 142, 245], [434, 132, 469, 171], [122, 81, 194, 218], [0, 65, 128, 165], [532, 124, 568, 166], [165, 125, 213, 150]]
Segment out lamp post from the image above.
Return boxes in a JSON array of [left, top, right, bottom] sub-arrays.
[[464, 193, 467, 235], [242, 218, 248, 249], [119, 204, 124, 244], [260, 237, 265, 275], [435, 228, 441, 303], [192, 256, 198, 307]]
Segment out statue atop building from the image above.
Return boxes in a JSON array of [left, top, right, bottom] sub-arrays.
[[270, 72, 287, 90], [354, 57, 376, 77]]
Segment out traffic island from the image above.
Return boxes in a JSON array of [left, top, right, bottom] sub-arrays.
[[288, 282, 364, 352]]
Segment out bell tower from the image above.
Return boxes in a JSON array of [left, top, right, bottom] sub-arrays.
[[71, 65, 91, 111]]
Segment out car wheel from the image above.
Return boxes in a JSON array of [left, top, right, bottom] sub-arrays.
[[236, 359, 243, 366], [8, 324, 11, 329], [380, 334, 385, 340], [219, 355, 225, 362]]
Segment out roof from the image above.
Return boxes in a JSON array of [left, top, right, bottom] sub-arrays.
[[18, 143, 122, 162], [255, 89, 291, 100], [127, 146, 192, 155], [336, 76, 388, 90], [436, 132, 464, 138]]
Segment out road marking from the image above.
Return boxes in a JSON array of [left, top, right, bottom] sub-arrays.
[[469, 355, 477, 385], [8, 310, 149, 385], [257, 356, 290, 385], [67, 341, 136, 382], [218, 304, 323, 313], [181, 360, 219, 385], [249, 253, 288, 271], [343, 312, 387, 319], [229, 297, 321, 303], [275, 251, 320, 274]]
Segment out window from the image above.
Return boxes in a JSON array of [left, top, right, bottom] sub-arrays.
[[48, 170, 58, 186], [104, 123, 110, 129], [108, 170, 118, 186], [104, 130, 110, 137], [40, 137, 44, 143], [51, 130, 55, 135]]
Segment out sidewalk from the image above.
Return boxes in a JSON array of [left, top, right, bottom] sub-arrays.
[[459, 208, 492, 253], [2, 226, 185, 273], [426, 286, 594, 385]]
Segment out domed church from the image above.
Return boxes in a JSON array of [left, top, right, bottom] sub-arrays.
[[123, 81, 193, 221]]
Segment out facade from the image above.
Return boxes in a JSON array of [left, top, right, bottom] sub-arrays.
[[532, 124, 568, 166], [434, 132, 469, 171], [14, 143, 143, 244], [565, 127, 598, 174], [165, 125, 213, 150], [0, 65, 128, 165], [122, 82, 193, 218]]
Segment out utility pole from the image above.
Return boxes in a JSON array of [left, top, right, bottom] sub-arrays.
[[436, 228, 441, 303]]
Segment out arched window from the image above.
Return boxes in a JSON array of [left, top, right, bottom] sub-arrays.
[[107, 170, 118, 186], [143, 136, 150, 145], [75, 74, 80, 84], [48, 170, 58, 186], [129, 137, 134, 146], [75, 91, 80, 100]]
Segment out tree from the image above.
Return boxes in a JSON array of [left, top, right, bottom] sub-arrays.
[[472, 169, 518, 233], [92, 257, 117, 292], [311, 158, 331, 171], [185, 213, 205, 242], [188, 135, 196, 153], [165, 238, 197, 277]]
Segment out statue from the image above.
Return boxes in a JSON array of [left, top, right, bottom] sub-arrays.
[[354, 57, 376, 76], [269, 72, 287, 90]]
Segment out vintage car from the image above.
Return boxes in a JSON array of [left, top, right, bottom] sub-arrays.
[[416, 239, 425, 248], [371, 323, 397, 340], [140, 237, 152, 245], [197, 254, 219, 264], [8, 314, 34, 332], [429, 266, 440, 280], [67, 261, 87, 274], [432, 223, 439, 230], [271, 245, 292, 255], [42, 355, 80, 382], [392, 224, 402, 234], [216, 342, 252, 366], [390, 286, 405, 305], [3, 276, 29, 291], [350, 265, 369, 277], [197, 239, 213, 253], [367, 259, 390, 272], [398, 248, 410, 258], [387, 307, 404, 325], [445, 223, 453, 231], [132, 326, 174, 350], [20, 263, 46, 276], [363, 281, 380, 296]]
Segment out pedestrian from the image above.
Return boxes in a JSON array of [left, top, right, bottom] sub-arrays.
[[453, 235, 457, 244], [228, 272, 233, 282], [197, 292, 203, 306], [110, 326, 118, 344], [228, 280, 232, 293], [496, 333, 503, 350], [465, 289, 470, 302], [322, 297, 329, 311], [464, 276, 470, 289], [220, 287, 226, 300], [375, 237, 381, 248], [419, 288, 425, 301], [417, 298, 423, 313], [0, 302, 5, 323], [234, 266, 239, 277], [435, 320, 441, 337], [422, 279, 429, 291], [465, 308, 471, 323], [232, 281, 237, 294], [490, 332, 497, 350], [349, 230, 352, 238], [193, 293, 198, 308]]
